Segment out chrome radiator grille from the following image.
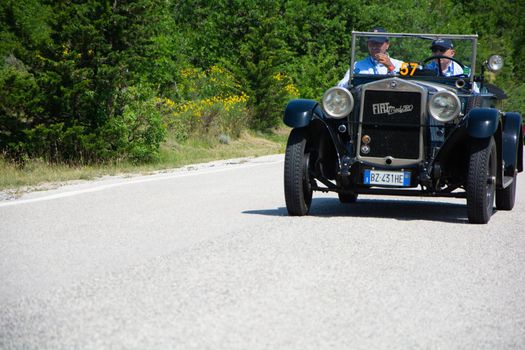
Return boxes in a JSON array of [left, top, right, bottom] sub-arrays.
[[357, 79, 425, 165]]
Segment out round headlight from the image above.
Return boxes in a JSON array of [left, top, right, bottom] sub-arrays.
[[486, 55, 504, 72], [322, 87, 354, 119], [428, 91, 461, 122]]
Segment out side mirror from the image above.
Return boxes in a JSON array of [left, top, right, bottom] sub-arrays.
[[485, 55, 504, 72]]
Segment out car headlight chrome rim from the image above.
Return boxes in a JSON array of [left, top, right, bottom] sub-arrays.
[[322, 87, 354, 119], [428, 91, 461, 122], [486, 55, 504, 72]]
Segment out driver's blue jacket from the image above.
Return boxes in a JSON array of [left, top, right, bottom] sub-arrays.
[[338, 55, 403, 87], [425, 61, 464, 76]]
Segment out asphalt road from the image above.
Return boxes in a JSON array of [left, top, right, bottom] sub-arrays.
[[1, 154, 524, 349]]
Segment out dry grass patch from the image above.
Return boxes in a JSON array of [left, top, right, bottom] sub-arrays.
[[0, 129, 287, 192]]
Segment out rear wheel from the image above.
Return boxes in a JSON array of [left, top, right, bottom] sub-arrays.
[[496, 172, 517, 210], [496, 141, 519, 210], [338, 193, 358, 203], [466, 137, 497, 224], [284, 128, 313, 216]]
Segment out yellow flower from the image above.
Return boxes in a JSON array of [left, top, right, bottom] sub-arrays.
[[61, 44, 71, 57], [164, 98, 175, 107], [181, 68, 200, 78], [209, 65, 225, 74], [285, 83, 299, 96], [273, 72, 285, 81]]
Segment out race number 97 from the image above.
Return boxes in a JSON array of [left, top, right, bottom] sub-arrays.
[[400, 62, 419, 76]]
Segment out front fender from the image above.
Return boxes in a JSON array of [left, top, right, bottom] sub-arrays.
[[284, 99, 319, 128], [466, 108, 500, 138], [501, 112, 523, 174]]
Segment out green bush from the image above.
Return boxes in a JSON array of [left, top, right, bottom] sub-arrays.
[[161, 65, 250, 142], [110, 85, 167, 163], [17, 85, 166, 164], [0, 65, 42, 158], [0, 0, 175, 164], [504, 84, 525, 115], [22, 123, 99, 163], [162, 94, 250, 143]]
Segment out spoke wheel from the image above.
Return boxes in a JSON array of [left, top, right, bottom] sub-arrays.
[[284, 128, 313, 216], [466, 137, 497, 224]]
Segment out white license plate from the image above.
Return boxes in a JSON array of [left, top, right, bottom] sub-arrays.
[[363, 169, 411, 187]]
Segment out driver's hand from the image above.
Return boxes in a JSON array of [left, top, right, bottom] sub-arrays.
[[374, 53, 392, 67], [374, 53, 393, 68]]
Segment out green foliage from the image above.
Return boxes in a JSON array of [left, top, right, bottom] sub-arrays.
[[234, 16, 294, 130], [0, 0, 172, 164], [176, 66, 244, 101], [0, 0, 52, 57], [173, 1, 297, 130], [22, 123, 97, 163], [504, 84, 525, 114], [109, 85, 167, 163], [0, 64, 41, 155], [161, 65, 250, 142], [16, 85, 166, 164], [1, 0, 524, 166]]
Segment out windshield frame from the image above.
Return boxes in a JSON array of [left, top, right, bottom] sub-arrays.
[[349, 31, 478, 87]]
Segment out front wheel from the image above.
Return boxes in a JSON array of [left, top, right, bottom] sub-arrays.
[[284, 128, 313, 216], [466, 137, 497, 224]]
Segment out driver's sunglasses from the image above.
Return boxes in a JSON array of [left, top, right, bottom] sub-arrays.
[[432, 47, 448, 53]]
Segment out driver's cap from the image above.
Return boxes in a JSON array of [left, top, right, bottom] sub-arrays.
[[368, 27, 388, 43], [431, 39, 453, 50]]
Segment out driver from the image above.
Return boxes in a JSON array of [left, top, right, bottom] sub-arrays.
[[338, 27, 403, 87], [425, 39, 464, 76]]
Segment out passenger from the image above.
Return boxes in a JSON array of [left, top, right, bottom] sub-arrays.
[[338, 27, 403, 87], [425, 39, 464, 76]]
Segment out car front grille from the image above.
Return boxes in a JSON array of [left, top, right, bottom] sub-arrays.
[[357, 79, 425, 165]]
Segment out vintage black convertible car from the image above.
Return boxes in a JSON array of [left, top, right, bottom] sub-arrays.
[[283, 32, 523, 224]]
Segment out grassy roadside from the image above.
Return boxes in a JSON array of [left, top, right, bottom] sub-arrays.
[[0, 129, 289, 192]]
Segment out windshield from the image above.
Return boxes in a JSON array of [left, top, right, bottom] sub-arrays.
[[350, 32, 477, 82]]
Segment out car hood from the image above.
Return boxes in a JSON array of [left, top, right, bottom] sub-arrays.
[[353, 77, 460, 95]]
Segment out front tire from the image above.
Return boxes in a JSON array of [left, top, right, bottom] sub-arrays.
[[284, 128, 313, 216], [466, 137, 497, 224]]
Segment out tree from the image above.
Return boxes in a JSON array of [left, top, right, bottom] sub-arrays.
[[1, 0, 174, 162]]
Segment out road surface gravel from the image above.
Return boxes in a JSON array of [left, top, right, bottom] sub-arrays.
[[1, 154, 524, 349]]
